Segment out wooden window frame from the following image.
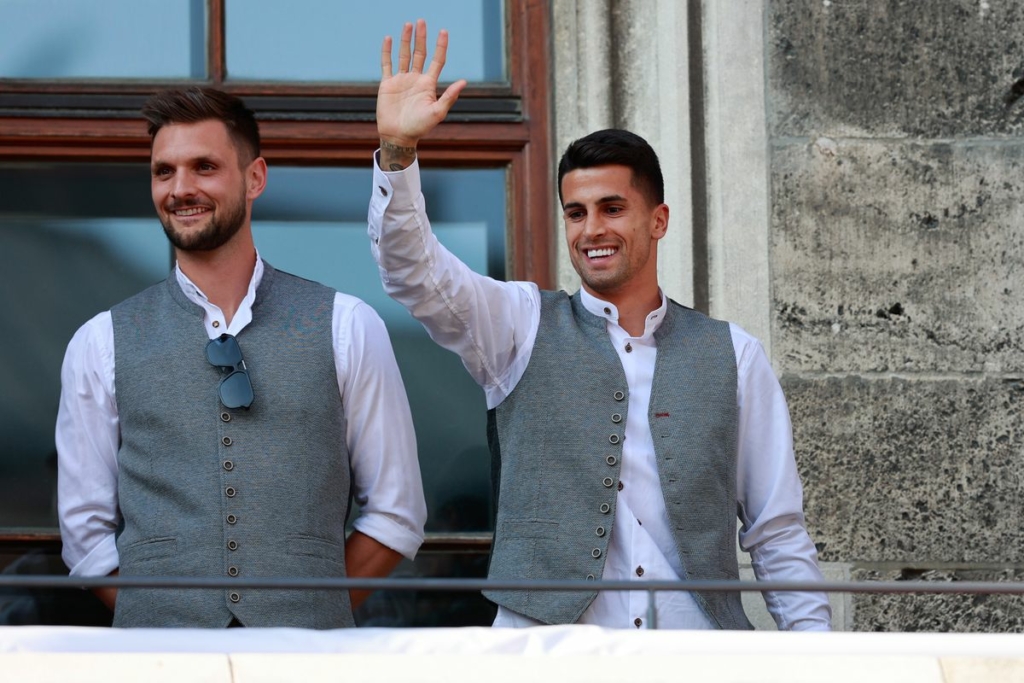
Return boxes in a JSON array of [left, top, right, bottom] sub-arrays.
[[0, 0, 553, 285], [0, 0, 552, 548]]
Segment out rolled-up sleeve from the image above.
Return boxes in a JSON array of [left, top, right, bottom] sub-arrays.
[[56, 312, 121, 577], [333, 294, 426, 559]]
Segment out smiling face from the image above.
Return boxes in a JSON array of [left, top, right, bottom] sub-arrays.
[[561, 164, 668, 304], [150, 119, 265, 253]]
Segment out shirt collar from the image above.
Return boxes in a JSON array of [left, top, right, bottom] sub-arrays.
[[174, 250, 263, 311], [579, 287, 669, 338]]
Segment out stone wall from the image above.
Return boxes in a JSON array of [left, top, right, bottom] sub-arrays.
[[768, 0, 1024, 631]]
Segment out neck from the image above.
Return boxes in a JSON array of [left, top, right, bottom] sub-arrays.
[[586, 282, 662, 337], [175, 232, 257, 326]]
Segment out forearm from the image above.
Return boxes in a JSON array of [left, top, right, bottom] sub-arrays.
[[345, 530, 403, 610], [92, 569, 118, 612]]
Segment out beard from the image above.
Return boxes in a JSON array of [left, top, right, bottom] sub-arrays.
[[160, 193, 247, 252]]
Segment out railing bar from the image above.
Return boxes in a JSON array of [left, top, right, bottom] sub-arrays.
[[2, 577, 1024, 595]]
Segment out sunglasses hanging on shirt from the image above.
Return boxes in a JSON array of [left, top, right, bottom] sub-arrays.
[[205, 333, 255, 409]]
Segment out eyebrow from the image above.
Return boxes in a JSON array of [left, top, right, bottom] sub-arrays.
[[150, 155, 220, 170], [562, 194, 628, 211]]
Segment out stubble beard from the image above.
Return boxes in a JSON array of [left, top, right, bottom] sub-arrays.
[[160, 194, 247, 252]]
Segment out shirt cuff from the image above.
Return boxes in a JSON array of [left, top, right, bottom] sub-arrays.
[[67, 534, 119, 578], [353, 513, 426, 561]]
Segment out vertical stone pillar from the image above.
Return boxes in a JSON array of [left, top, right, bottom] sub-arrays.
[[551, 0, 694, 306]]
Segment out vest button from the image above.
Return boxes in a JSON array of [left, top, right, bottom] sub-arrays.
[[227, 540, 238, 551], [228, 566, 239, 577], [602, 477, 614, 488], [223, 460, 234, 471], [229, 592, 241, 603], [605, 455, 617, 466], [611, 413, 622, 423], [608, 434, 620, 444], [222, 436, 233, 446], [225, 486, 236, 498], [591, 548, 602, 558], [613, 390, 625, 401], [586, 574, 595, 581], [599, 503, 611, 514], [226, 514, 237, 524], [221, 412, 231, 422], [596, 526, 605, 537]]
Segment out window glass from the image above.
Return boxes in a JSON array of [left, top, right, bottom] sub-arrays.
[[225, 0, 505, 82], [0, 0, 206, 79], [0, 163, 170, 529]]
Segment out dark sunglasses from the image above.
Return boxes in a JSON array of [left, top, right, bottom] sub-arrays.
[[205, 333, 254, 409]]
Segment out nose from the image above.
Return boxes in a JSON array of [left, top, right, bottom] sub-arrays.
[[170, 170, 197, 200], [581, 213, 606, 239]]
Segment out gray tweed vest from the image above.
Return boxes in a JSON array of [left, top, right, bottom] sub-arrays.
[[110, 262, 352, 628], [485, 290, 752, 629]]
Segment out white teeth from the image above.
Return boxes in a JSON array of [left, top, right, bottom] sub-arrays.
[[587, 248, 616, 258], [174, 207, 207, 216]]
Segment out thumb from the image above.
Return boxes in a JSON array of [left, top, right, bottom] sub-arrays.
[[435, 79, 467, 116]]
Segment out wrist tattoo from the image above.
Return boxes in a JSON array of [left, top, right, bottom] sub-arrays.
[[380, 139, 417, 155], [380, 139, 417, 171]]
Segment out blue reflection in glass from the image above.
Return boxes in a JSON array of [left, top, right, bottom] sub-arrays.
[[0, 0, 205, 79], [225, 0, 505, 82]]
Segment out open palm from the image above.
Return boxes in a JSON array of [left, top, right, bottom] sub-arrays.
[[377, 20, 466, 147]]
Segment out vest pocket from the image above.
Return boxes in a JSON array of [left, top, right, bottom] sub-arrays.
[[119, 536, 178, 564], [284, 533, 344, 563]]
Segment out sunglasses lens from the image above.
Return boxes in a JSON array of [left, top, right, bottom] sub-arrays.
[[219, 371, 254, 409], [206, 335, 243, 368]]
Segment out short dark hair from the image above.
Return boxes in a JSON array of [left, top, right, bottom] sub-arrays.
[[557, 129, 664, 207], [141, 87, 261, 165]]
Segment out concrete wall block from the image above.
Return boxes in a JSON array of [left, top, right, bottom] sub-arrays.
[[783, 376, 1024, 565], [771, 140, 1024, 374], [850, 568, 1024, 633], [767, 0, 1024, 138]]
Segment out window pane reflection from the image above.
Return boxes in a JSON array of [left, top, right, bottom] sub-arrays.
[[0, 163, 169, 530], [0, 0, 205, 79], [226, 0, 506, 82]]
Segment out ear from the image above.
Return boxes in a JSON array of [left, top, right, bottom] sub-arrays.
[[246, 157, 268, 201], [650, 203, 669, 241]]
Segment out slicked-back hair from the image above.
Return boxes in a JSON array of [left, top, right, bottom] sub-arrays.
[[557, 129, 664, 208], [142, 87, 261, 166]]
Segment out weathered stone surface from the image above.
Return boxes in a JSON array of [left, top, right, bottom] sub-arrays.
[[785, 376, 1024, 565], [771, 139, 1024, 374], [851, 568, 1024, 633], [768, 0, 1024, 138]]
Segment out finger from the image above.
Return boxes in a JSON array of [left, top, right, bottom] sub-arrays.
[[411, 18, 428, 73], [381, 36, 393, 79], [398, 21, 412, 72], [435, 79, 467, 116], [426, 28, 450, 80]]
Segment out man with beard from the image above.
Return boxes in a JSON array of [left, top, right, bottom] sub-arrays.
[[56, 87, 426, 628], [368, 21, 831, 630]]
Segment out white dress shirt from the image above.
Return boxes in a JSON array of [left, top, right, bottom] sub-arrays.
[[369, 157, 831, 631], [56, 255, 427, 578]]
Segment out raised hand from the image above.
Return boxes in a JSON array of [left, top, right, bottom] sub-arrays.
[[378, 19, 467, 170]]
